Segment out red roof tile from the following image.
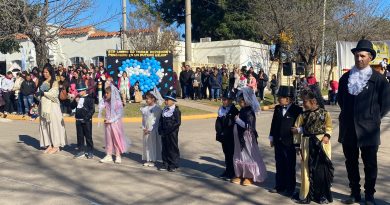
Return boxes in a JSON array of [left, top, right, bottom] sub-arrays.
[[15, 33, 29, 40], [58, 26, 94, 36], [88, 31, 120, 38]]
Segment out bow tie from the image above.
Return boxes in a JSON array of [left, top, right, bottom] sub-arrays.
[[282, 106, 288, 109]]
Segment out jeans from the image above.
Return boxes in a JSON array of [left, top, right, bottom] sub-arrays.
[[17, 93, 24, 114], [211, 88, 220, 100], [3, 92, 13, 113], [23, 94, 34, 114]]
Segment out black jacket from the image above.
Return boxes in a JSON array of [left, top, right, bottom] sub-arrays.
[[338, 69, 390, 147], [269, 104, 303, 146], [158, 106, 181, 136], [70, 94, 95, 122], [215, 105, 239, 143], [20, 80, 36, 96], [236, 106, 258, 149], [179, 70, 193, 86]]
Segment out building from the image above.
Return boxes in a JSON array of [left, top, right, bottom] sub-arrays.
[[0, 26, 270, 74]]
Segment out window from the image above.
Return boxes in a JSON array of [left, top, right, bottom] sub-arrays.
[[92, 56, 105, 67], [70, 57, 84, 66], [207, 55, 225, 64]]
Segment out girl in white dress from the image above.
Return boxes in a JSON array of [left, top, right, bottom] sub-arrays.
[[140, 88, 164, 167]]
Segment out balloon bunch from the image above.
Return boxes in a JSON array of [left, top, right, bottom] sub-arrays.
[[118, 57, 165, 93]]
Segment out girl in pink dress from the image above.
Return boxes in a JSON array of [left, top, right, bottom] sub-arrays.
[[99, 84, 130, 164]]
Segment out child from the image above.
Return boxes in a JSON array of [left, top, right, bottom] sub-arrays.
[[292, 89, 333, 204], [141, 88, 163, 167], [269, 86, 303, 196], [29, 103, 39, 120], [118, 71, 130, 106], [215, 90, 239, 179], [99, 84, 129, 164], [231, 87, 267, 186], [71, 81, 95, 159], [158, 90, 181, 172], [134, 82, 142, 103]]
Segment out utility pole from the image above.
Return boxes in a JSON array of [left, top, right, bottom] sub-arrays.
[[320, 0, 327, 90], [122, 0, 127, 50], [185, 0, 192, 65]]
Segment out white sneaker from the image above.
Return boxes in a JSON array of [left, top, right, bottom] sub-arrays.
[[143, 162, 150, 166], [147, 162, 155, 167], [115, 156, 121, 164], [99, 155, 113, 163]]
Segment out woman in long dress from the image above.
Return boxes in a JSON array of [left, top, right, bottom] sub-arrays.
[[39, 64, 68, 154], [231, 87, 267, 186]]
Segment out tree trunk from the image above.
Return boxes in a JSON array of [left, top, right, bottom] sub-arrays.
[[326, 55, 334, 85], [32, 38, 49, 71], [277, 52, 282, 88]]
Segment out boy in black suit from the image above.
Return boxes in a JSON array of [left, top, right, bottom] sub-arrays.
[[269, 85, 303, 196], [215, 90, 239, 180]]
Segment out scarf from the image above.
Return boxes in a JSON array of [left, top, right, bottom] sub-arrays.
[[218, 105, 231, 117], [348, 66, 372, 95], [163, 104, 176, 117]]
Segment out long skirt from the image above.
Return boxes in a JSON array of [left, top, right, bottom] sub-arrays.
[[233, 125, 267, 182], [39, 103, 67, 148], [105, 120, 128, 155], [142, 129, 162, 162]]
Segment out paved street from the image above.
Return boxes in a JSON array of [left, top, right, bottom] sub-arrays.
[[1, 106, 390, 205]]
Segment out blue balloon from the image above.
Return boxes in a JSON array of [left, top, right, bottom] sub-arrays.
[[107, 65, 112, 69]]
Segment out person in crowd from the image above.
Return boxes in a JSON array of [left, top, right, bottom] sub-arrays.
[[231, 87, 267, 186], [71, 81, 95, 159], [247, 67, 258, 80], [179, 65, 193, 99], [85, 72, 96, 99], [257, 69, 269, 101], [307, 73, 317, 86], [229, 67, 237, 91], [209, 68, 222, 101], [29, 103, 39, 120], [99, 84, 129, 164], [237, 70, 247, 91], [158, 91, 181, 172], [193, 67, 202, 100], [37, 64, 67, 154], [20, 73, 36, 116], [133, 82, 142, 103], [201, 67, 210, 99], [1, 71, 15, 115], [338, 39, 390, 205], [215, 90, 239, 180], [269, 86, 302, 197], [270, 74, 278, 104], [59, 73, 71, 116], [233, 68, 240, 92], [329, 80, 339, 105], [118, 71, 130, 106], [141, 88, 163, 167], [247, 72, 257, 93], [292, 89, 333, 204], [221, 70, 229, 98], [13, 72, 24, 115]]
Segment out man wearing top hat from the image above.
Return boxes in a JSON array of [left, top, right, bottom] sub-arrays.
[[268, 86, 303, 197], [215, 90, 239, 180], [338, 39, 390, 205], [71, 81, 95, 159]]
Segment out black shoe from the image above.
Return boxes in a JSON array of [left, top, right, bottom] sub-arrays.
[[292, 197, 310, 204], [159, 164, 168, 171], [219, 172, 228, 180], [283, 190, 295, 197], [341, 194, 361, 204], [364, 196, 376, 205], [86, 152, 94, 159], [73, 151, 85, 159]]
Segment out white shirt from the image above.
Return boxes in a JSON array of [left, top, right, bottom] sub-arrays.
[[1, 77, 14, 92], [348, 66, 372, 96]]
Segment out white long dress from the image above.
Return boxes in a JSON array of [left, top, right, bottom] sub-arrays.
[[141, 105, 162, 162], [39, 81, 68, 147]]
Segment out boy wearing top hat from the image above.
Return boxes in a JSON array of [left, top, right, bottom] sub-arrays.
[[269, 85, 303, 196], [71, 81, 95, 159], [158, 90, 181, 172], [215, 90, 239, 179]]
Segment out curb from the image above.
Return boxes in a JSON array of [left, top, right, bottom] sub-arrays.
[[1, 113, 218, 123]]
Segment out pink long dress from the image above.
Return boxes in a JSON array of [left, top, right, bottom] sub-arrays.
[[104, 100, 127, 155]]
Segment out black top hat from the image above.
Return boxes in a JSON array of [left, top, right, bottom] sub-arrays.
[[76, 81, 87, 91], [164, 90, 177, 102], [351, 39, 376, 61], [222, 90, 235, 100], [277, 85, 295, 98]]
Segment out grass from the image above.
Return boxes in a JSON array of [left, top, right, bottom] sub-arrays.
[[93, 103, 212, 118]]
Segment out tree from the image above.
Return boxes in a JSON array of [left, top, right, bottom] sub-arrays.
[[125, 0, 179, 52], [0, 0, 117, 69]]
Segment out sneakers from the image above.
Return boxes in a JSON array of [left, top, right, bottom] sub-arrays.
[[242, 178, 254, 186], [159, 164, 168, 171], [100, 155, 113, 163], [86, 152, 94, 159], [168, 167, 177, 172], [231, 177, 241, 184], [74, 151, 85, 159], [115, 155, 121, 164], [143, 162, 155, 167]]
